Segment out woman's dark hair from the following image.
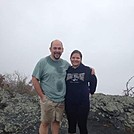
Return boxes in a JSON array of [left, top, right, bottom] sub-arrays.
[[70, 50, 82, 59]]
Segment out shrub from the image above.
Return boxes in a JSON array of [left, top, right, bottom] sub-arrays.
[[0, 71, 36, 96]]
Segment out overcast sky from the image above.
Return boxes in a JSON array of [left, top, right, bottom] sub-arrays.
[[0, 0, 134, 95]]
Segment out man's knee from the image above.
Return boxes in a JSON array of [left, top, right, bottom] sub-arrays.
[[51, 120, 60, 126], [41, 122, 49, 128], [39, 122, 50, 134]]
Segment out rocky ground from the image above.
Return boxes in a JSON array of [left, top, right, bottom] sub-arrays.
[[0, 88, 134, 134]]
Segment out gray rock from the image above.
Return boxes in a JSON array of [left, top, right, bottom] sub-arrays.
[[0, 90, 134, 134]]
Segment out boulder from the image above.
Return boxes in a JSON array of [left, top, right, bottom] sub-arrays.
[[0, 89, 134, 134]]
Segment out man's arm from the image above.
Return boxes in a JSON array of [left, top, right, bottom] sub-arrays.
[[32, 76, 45, 102]]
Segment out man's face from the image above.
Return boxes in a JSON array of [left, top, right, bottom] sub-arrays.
[[50, 40, 64, 60]]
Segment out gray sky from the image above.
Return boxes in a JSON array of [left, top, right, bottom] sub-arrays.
[[0, 0, 134, 95]]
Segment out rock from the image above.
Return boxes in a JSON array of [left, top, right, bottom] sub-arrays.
[[90, 93, 134, 131], [0, 89, 134, 134]]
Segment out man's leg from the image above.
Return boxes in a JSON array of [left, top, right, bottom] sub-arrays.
[[39, 122, 49, 134], [39, 95, 52, 134], [51, 121, 60, 134]]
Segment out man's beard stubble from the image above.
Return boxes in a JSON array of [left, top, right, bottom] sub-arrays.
[[53, 53, 61, 60]]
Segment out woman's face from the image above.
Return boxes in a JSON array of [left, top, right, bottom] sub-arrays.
[[70, 53, 82, 68]]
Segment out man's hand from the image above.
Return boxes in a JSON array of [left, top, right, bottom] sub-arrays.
[[91, 67, 95, 75], [40, 95, 46, 103]]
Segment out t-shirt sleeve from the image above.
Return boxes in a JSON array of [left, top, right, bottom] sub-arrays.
[[32, 60, 42, 81], [64, 60, 71, 70]]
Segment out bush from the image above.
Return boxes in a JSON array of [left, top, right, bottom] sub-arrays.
[[0, 71, 36, 96], [123, 76, 134, 97]]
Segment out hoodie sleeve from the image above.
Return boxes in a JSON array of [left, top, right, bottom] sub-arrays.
[[89, 75, 97, 94]]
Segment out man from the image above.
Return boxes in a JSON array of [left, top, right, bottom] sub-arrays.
[[32, 40, 70, 134]]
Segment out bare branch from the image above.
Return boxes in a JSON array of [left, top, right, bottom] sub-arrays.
[[124, 76, 134, 96]]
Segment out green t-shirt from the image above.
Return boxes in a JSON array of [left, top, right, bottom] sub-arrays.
[[32, 56, 70, 102]]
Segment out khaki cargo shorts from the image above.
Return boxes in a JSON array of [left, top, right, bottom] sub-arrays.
[[40, 95, 64, 123]]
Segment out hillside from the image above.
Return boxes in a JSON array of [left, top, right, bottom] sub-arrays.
[[0, 88, 134, 134]]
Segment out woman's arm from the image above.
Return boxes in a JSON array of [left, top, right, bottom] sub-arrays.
[[89, 75, 97, 95]]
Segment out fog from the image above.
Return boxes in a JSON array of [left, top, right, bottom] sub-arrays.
[[0, 0, 134, 95]]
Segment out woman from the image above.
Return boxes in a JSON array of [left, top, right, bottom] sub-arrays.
[[65, 50, 97, 134]]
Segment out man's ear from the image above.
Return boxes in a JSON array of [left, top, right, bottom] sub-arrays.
[[49, 47, 51, 52]]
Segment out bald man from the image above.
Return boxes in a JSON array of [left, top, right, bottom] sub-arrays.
[[32, 40, 70, 134]]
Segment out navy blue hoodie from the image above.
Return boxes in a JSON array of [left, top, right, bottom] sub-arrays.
[[65, 63, 97, 105]]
